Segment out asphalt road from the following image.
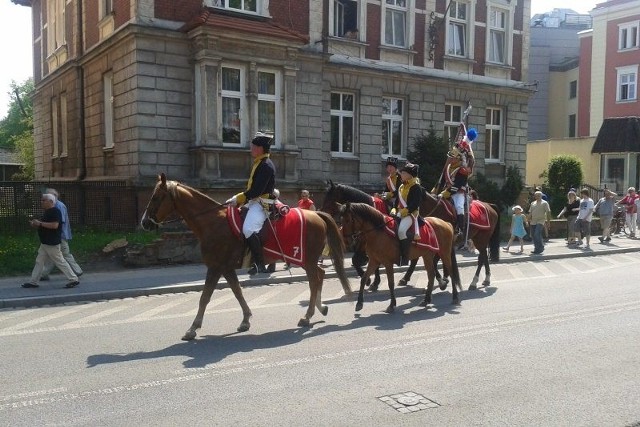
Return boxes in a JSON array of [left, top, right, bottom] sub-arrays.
[[2, 253, 640, 426]]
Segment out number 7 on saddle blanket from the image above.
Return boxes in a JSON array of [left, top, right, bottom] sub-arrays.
[[227, 206, 308, 266]]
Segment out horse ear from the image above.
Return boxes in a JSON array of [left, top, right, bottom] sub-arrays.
[[327, 179, 334, 189], [160, 173, 167, 186]]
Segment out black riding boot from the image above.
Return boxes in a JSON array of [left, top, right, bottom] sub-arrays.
[[246, 233, 269, 275], [456, 214, 467, 250], [399, 239, 411, 266]]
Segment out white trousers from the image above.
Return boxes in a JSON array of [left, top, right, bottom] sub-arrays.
[[398, 215, 420, 240], [43, 239, 83, 276], [452, 192, 466, 215], [243, 200, 267, 238], [29, 244, 79, 284], [626, 212, 637, 235]]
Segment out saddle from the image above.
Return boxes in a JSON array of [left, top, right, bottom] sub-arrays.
[[384, 215, 440, 253], [227, 206, 308, 266], [440, 198, 492, 230]]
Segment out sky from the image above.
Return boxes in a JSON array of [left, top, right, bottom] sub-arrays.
[[0, 0, 601, 121]]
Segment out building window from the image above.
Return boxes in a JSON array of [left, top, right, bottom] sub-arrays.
[[619, 21, 639, 50], [382, 97, 403, 157], [60, 93, 68, 156], [103, 72, 114, 149], [51, 97, 59, 158], [485, 107, 503, 161], [221, 66, 245, 145], [330, 92, 354, 154], [331, 0, 359, 39], [568, 114, 576, 138], [383, 0, 407, 47], [444, 103, 464, 144], [488, 7, 506, 64], [100, 0, 113, 20], [257, 70, 281, 145], [209, 0, 261, 14], [46, 0, 65, 55], [569, 80, 577, 99], [617, 66, 638, 102], [447, 1, 468, 57]]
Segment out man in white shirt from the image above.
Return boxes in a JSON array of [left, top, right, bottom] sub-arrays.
[[575, 188, 595, 248]]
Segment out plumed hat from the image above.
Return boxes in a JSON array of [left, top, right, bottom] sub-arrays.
[[400, 162, 418, 177], [466, 128, 478, 142], [386, 156, 398, 168], [251, 132, 274, 149]]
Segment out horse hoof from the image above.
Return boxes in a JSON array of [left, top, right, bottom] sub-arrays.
[[355, 302, 363, 312], [468, 284, 477, 291], [419, 299, 428, 307], [298, 318, 310, 327], [365, 278, 372, 287], [181, 331, 197, 341], [398, 278, 408, 286], [237, 321, 250, 332], [482, 281, 491, 287], [369, 284, 379, 292], [385, 305, 395, 314], [320, 305, 329, 316], [438, 283, 448, 291], [452, 298, 460, 305]]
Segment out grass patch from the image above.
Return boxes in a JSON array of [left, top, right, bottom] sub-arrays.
[[0, 228, 160, 278]]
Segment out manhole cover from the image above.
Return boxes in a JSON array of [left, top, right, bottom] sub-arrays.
[[378, 391, 440, 413]]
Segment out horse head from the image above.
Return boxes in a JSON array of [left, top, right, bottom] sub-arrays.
[[140, 173, 177, 230], [320, 179, 341, 215]]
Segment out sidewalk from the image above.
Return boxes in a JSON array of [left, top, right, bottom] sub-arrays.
[[2, 234, 639, 309]]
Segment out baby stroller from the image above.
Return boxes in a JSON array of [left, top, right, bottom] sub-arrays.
[[610, 205, 628, 235]]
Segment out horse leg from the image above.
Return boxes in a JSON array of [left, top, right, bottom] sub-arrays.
[[482, 256, 492, 287], [353, 251, 371, 287], [183, 269, 227, 340], [315, 266, 329, 316], [356, 262, 378, 312], [420, 255, 436, 307], [299, 264, 323, 327], [369, 267, 382, 292], [398, 258, 418, 286], [468, 250, 486, 290], [435, 255, 449, 290], [383, 263, 396, 314]]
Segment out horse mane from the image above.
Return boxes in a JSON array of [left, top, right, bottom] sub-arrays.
[[348, 202, 386, 227], [336, 184, 373, 204], [167, 180, 223, 207]]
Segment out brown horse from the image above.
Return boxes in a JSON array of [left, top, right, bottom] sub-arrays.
[[418, 189, 500, 289], [140, 174, 352, 340], [339, 202, 461, 313]]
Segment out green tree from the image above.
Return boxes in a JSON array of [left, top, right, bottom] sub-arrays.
[[406, 126, 449, 190], [545, 155, 584, 214], [0, 78, 34, 149], [500, 165, 525, 209], [11, 115, 34, 180]]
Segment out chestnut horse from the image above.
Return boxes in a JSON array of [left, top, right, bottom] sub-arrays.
[[140, 174, 352, 340], [339, 202, 461, 313]]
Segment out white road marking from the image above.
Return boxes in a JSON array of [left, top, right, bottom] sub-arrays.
[[247, 287, 285, 307], [2, 304, 95, 332]]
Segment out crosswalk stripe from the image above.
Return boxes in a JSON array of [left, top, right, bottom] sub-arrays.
[[2, 304, 94, 331], [67, 304, 130, 326], [530, 262, 555, 277], [507, 265, 526, 279], [559, 262, 581, 274], [289, 289, 311, 304], [248, 287, 285, 306], [125, 298, 189, 321]]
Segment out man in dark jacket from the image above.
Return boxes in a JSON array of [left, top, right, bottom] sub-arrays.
[[226, 132, 276, 275], [22, 193, 80, 289]]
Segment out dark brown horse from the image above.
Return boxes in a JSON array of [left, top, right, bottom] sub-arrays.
[[419, 189, 500, 289], [339, 202, 461, 312], [140, 174, 352, 340], [321, 181, 451, 290]]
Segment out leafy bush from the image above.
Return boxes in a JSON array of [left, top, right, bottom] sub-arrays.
[[406, 126, 449, 190], [545, 155, 583, 214], [469, 173, 501, 206], [500, 165, 525, 209]]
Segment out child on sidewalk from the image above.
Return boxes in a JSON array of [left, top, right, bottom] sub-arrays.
[[503, 205, 528, 253]]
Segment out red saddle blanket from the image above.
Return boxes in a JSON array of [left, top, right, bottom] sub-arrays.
[[372, 196, 388, 215], [227, 206, 307, 266], [443, 199, 492, 230], [383, 216, 440, 253]]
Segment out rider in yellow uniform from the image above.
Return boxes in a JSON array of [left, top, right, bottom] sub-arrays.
[[226, 132, 276, 275], [381, 157, 402, 212], [396, 163, 422, 266]]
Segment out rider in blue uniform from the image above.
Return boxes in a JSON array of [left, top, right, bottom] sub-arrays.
[[226, 132, 276, 275]]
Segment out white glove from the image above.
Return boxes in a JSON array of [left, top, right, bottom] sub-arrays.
[[225, 196, 237, 206], [382, 192, 389, 199]]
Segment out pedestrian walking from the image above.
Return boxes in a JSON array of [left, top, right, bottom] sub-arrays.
[[616, 187, 638, 238], [41, 188, 83, 280], [574, 188, 595, 248], [22, 193, 80, 289], [503, 205, 528, 253], [556, 189, 580, 245], [297, 190, 316, 211], [528, 190, 551, 255], [595, 189, 616, 243]]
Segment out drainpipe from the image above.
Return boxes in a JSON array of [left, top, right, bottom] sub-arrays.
[[76, 0, 86, 180]]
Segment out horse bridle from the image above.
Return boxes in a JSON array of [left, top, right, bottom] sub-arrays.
[[145, 182, 222, 226]]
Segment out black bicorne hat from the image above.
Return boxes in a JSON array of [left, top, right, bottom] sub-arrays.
[[386, 156, 398, 167], [400, 162, 418, 177], [251, 132, 274, 148]]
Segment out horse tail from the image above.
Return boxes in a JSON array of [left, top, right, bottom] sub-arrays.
[[489, 203, 501, 262], [316, 211, 352, 296], [450, 243, 462, 291]]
